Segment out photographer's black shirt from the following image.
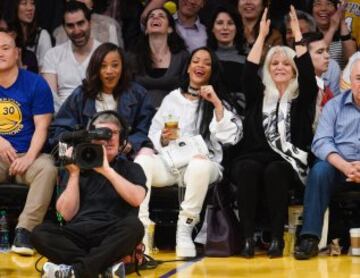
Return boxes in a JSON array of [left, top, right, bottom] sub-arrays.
[[61, 157, 146, 225]]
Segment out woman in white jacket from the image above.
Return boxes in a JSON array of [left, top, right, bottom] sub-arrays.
[[135, 47, 243, 258]]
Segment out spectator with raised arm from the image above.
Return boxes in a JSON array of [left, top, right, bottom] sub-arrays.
[[311, 0, 356, 68], [237, 0, 283, 60], [284, 9, 341, 96], [229, 6, 318, 258]]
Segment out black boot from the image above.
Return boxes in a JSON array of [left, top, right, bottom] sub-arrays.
[[294, 235, 319, 260], [240, 237, 255, 258], [267, 238, 284, 258]]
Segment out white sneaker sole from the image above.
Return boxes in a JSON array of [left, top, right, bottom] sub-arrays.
[[11, 245, 35, 256], [176, 245, 196, 258]]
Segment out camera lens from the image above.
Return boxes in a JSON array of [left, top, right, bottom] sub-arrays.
[[81, 146, 97, 163], [74, 143, 103, 169]]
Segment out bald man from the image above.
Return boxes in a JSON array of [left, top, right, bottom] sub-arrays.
[[0, 29, 56, 255], [295, 59, 360, 260]]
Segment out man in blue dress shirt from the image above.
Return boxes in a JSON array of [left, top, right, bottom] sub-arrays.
[[295, 58, 360, 260]]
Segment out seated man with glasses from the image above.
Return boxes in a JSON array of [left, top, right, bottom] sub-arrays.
[[31, 111, 147, 278]]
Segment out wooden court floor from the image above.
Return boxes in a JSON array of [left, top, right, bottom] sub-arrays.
[[1, 251, 360, 278]]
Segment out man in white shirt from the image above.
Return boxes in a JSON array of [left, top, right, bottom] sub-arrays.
[[53, 0, 123, 48], [42, 1, 101, 112]]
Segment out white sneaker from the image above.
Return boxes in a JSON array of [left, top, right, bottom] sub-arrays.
[[176, 218, 196, 258], [42, 262, 75, 278]]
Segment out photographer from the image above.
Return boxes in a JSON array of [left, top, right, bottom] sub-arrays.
[[30, 111, 147, 278]]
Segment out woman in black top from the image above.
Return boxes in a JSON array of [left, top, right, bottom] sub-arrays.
[[8, 0, 52, 70], [131, 7, 188, 108], [230, 6, 318, 258], [207, 5, 247, 116]]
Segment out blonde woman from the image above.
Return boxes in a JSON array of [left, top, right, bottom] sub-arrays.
[[229, 6, 318, 258]]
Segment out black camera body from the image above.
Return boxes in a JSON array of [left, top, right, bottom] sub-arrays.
[[58, 127, 112, 170]]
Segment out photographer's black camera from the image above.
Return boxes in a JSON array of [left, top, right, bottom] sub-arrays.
[[58, 128, 112, 169]]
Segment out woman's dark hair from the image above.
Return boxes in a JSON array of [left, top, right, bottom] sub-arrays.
[[238, 0, 271, 47], [207, 5, 245, 54], [8, 0, 39, 48], [311, 0, 338, 10], [302, 31, 324, 48], [180, 47, 237, 140], [83, 43, 131, 100], [132, 7, 186, 75]]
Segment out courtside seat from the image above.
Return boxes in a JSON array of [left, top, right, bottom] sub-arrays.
[[0, 183, 28, 210], [149, 185, 180, 249], [0, 183, 28, 241]]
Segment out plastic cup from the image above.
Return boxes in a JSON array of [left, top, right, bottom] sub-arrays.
[[350, 228, 360, 256], [164, 115, 179, 140]]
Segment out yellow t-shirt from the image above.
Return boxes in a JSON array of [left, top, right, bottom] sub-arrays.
[[345, 1, 360, 46]]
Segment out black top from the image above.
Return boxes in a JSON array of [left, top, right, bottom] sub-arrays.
[[62, 158, 146, 224], [22, 48, 38, 73], [132, 50, 189, 108], [148, 68, 167, 79], [215, 46, 246, 116], [232, 52, 318, 163]]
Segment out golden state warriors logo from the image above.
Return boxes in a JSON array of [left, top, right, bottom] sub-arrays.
[[0, 99, 23, 135]]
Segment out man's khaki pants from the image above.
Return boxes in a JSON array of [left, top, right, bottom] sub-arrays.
[[0, 153, 57, 231]]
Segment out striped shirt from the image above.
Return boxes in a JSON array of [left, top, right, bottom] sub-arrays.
[[329, 40, 345, 69], [312, 90, 360, 161]]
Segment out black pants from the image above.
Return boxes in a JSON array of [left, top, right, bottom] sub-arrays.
[[230, 159, 298, 239], [31, 216, 144, 278]]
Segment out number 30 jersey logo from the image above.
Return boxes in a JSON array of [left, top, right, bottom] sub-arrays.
[[0, 99, 23, 135]]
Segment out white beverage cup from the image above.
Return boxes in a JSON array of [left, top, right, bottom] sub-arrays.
[[350, 228, 360, 256]]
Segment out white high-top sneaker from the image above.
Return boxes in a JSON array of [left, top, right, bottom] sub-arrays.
[[142, 221, 155, 255], [176, 217, 196, 258]]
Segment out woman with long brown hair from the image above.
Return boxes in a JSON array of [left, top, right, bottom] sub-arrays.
[[9, 0, 52, 69], [50, 42, 155, 156], [131, 7, 188, 108], [238, 0, 283, 59]]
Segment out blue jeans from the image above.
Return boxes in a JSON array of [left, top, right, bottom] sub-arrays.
[[300, 160, 346, 238]]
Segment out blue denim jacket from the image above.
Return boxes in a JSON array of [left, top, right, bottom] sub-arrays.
[[49, 82, 155, 153]]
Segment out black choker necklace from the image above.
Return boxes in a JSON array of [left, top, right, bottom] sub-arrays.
[[185, 86, 200, 97]]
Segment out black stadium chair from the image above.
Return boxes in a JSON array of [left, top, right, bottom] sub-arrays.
[[0, 183, 28, 241], [329, 190, 360, 251]]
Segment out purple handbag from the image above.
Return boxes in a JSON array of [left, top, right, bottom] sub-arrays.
[[204, 184, 241, 257]]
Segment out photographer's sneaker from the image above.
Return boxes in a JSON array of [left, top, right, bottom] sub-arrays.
[[11, 228, 35, 256], [176, 217, 196, 258], [101, 261, 125, 278], [42, 262, 75, 278]]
